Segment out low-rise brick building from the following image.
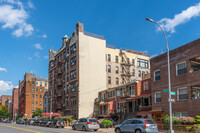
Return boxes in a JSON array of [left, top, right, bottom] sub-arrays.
[[151, 38, 200, 123]]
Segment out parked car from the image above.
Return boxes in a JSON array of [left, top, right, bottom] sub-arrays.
[[26, 119, 35, 125], [3, 119, 11, 123], [33, 119, 42, 126], [115, 118, 158, 133], [16, 119, 25, 124], [40, 119, 49, 127], [72, 118, 100, 131], [49, 119, 65, 128], [45, 120, 53, 127]]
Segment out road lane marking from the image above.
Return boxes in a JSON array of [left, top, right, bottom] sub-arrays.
[[0, 124, 43, 133]]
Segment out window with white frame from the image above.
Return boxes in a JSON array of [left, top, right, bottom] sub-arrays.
[[143, 81, 148, 90], [154, 70, 160, 81], [176, 62, 187, 75], [32, 88, 34, 92], [129, 86, 135, 96], [108, 76, 111, 84], [178, 88, 188, 101], [155, 92, 161, 103], [108, 54, 111, 62], [116, 77, 119, 85], [174, 112, 188, 117], [115, 56, 118, 63]]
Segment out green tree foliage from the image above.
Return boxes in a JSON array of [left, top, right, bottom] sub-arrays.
[[0, 105, 11, 118], [100, 119, 112, 128], [194, 115, 200, 124], [32, 108, 43, 118]]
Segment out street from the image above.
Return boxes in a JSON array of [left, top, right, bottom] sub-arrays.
[[0, 123, 102, 133]]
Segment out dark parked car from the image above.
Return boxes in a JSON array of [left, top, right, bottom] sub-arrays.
[[26, 119, 35, 125], [40, 119, 49, 127], [3, 119, 11, 123], [49, 119, 65, 128], [33, 119, 42, 126]]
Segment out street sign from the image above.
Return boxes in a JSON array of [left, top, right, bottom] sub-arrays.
[[168, 98, 175, 102], [171, 92, 176, 95], [163, 89, 169, 92]]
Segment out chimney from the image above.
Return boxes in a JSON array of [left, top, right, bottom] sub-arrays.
[[76, 22, 84, 32]]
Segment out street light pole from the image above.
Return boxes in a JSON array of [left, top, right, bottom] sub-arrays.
[[145, 18, 174, 133]]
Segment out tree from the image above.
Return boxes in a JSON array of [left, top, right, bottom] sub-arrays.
[[32, 108, 42, 118], [0, 105, 11, 119]]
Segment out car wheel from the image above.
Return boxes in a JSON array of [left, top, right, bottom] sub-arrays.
[[135, 129, 142, 133], [72, 126, 76, 130], [115, 128, 121, 133], [82, 126, 87, 131], [94, 129, 98, 131]]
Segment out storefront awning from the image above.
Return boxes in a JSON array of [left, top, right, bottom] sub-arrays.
[[137, 111, 152, 116], [42, 113, 60, 116]]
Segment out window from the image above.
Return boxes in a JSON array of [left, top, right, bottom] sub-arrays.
[[108, 76, 111, 84], [108, 54, 111, 62], [132, 69, 135, 76], [50, 61, 54, 67], [39, 102, 42, 106], [138, 70, 141, 77], [116, 66, 119, 74], [177, 62, 187, 75], [64, 51, 66, 59], [154, 70, 160, 81], [32, 94, 34, 99], [70, 43, 77, 54], [155, 92, 161, 103], [143, 81, 148, 90], [178, 88, 188, 101], [70, 56, 76, 66], [108, 65, 111, 72], [129, 86, 135, 96], [45, 82, 47, 87], [32, 81, 34, 86], [40, 88, 42, 93], [191, 87, 200, 99], [132, 59, 135, 66], [40, 82, 42, 86], [67, 73, 69, 81], [32, 108, 34, 112], [67, 61, 69, 69], [36, 88, 38, 92], [71, 83, 76, 92], [74, 110, 77, 118], [40, 95, 42, 99], [127, 58, 130, 64], [122, 77, 125, 84], [116, 78, 119, 85], [174, 112, 188, 117], [71, 97, 76, 105], [115, 56, 118, 63], [32, 101, 34, 106], [70, 69, 76, 80], [36, 95, 38, 98], [32, 88, 34, 92], [36, 101, 37, 105], [137, 58, 148, 68]]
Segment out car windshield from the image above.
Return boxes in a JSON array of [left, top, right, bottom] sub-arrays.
[[145, 120, 156, 124], [89, 119, 98, 122]]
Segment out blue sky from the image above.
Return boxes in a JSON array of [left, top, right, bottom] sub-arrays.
[[0, 0, 200, 96]]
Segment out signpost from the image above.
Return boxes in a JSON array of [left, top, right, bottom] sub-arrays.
[[168, 98, 175, 102], [163, 89, 169, 92], [171, 92, 176, 95]]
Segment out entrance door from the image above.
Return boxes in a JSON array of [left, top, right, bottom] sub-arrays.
[[129, 101, 133, 113]]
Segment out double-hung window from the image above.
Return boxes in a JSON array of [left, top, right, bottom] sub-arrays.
[[155, 92, 161, 103], [154, 70, 160, 81], [176, 62, 187, 75], [178, 88, 188, 101]]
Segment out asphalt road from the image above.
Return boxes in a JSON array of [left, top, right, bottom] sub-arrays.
[[0, 123, 102, 133]]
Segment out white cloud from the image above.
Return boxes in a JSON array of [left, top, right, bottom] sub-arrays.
[[150, 54, 158, 59], [34, 43, 43, 50], [0, 67, 7, 72], [41, 34, 47, 38], [159, 2, 200, 33], [27, 0, 34, 9], [44, 56, 48, 59], [0, 0, 34, 37], [34, 52, 40, 58], [0, 80, 14, 95]]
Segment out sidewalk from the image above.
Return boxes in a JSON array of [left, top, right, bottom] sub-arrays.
[[98, 128, 115, 133]]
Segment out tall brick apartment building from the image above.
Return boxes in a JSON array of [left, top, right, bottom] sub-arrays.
[[12, 88, 19, 121], [0, 95, 12, 106], [48, 22, 150, 119], [19, 73, 48, 118], [151, 38, 200, 123]]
